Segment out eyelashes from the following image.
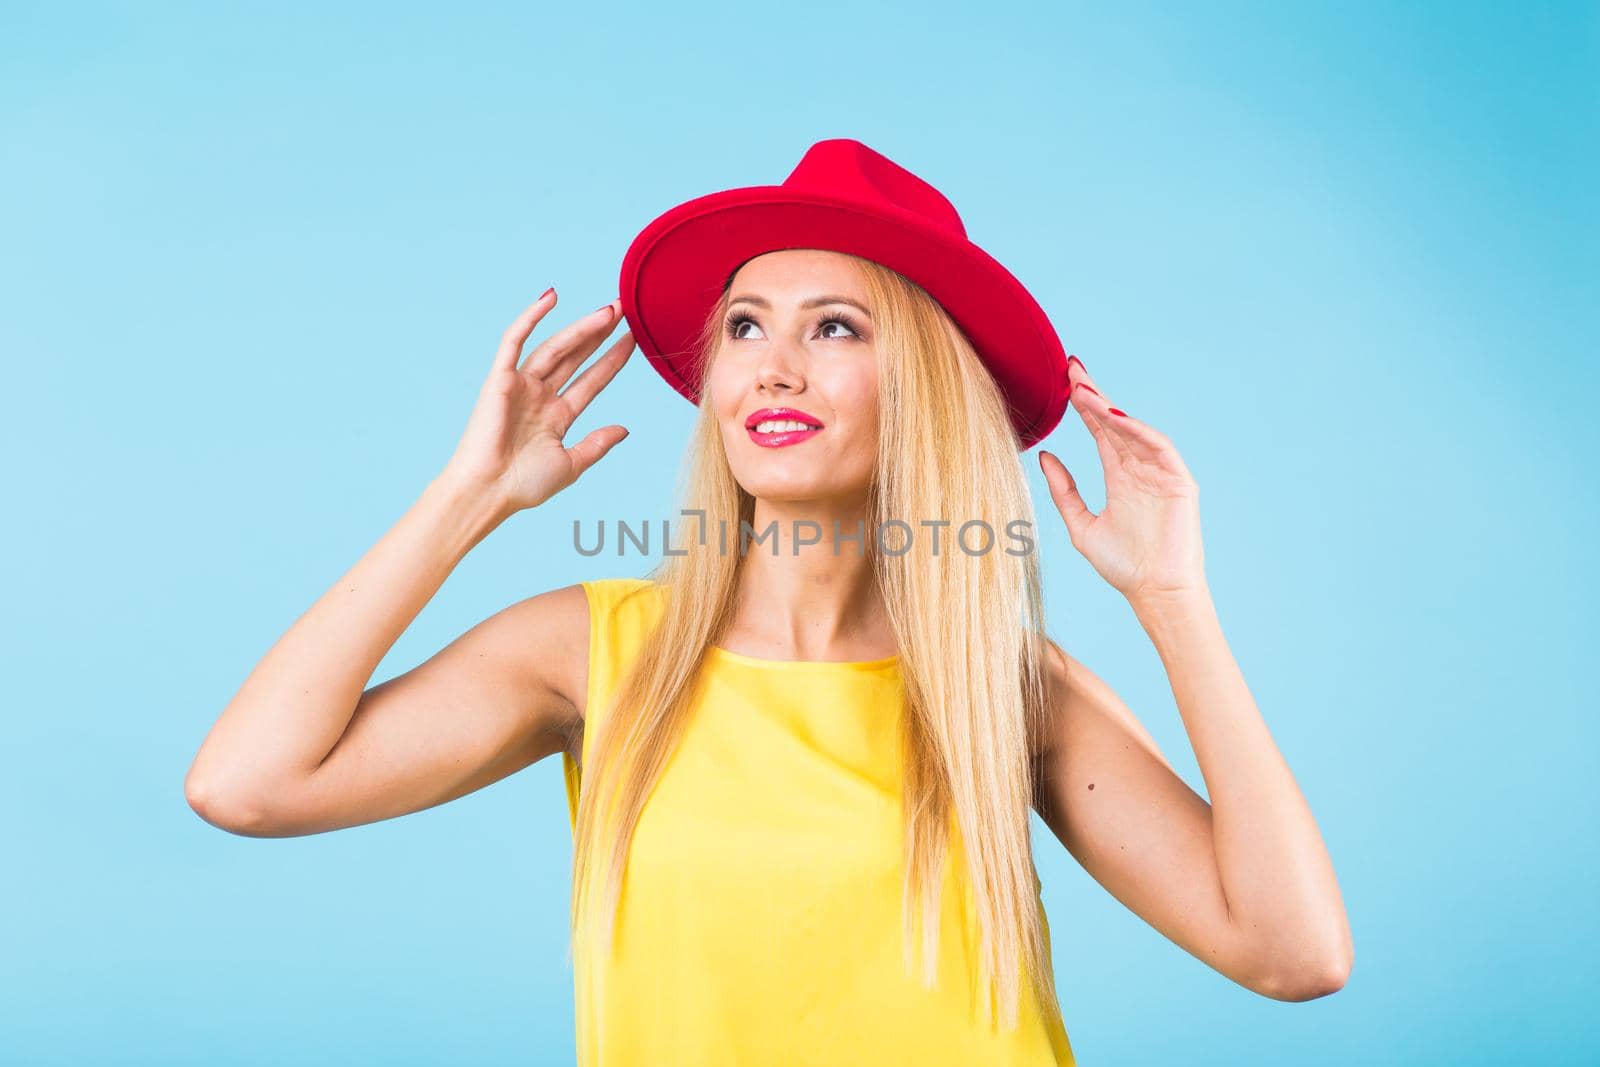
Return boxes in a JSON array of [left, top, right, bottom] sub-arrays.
[[723, 309, 864, 342]]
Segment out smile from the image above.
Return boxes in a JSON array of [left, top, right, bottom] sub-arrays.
[[745, 407, 824, 449]]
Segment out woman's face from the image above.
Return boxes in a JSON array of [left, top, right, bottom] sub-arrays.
[[708, 249, 880, 507]]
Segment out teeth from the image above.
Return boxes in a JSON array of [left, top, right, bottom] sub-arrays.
[[754, 419, 818, 433]]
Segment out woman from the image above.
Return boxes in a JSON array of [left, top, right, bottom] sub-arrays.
[[186, 139, 1352, 1064]]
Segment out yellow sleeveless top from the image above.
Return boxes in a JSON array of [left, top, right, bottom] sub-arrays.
[[561, 577, 1076, 1065]]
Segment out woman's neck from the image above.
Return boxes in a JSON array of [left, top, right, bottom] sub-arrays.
[[719, 498, 896, 662]]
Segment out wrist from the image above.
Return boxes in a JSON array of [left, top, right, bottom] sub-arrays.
[[1128, 580, 1214, 624], [1128, 583, 1219, 656], [1127, 574, 1210, 612], [423, 471, 513, 534]]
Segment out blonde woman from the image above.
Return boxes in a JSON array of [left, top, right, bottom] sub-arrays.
[[186, 139, 1352, 1065]]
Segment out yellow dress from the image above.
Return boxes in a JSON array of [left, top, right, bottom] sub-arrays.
[[562, 577, 1076, 1065]]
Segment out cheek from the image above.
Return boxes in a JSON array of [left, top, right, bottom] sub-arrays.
[[706, 358, 743, 421], [823, 360, 880, 437]]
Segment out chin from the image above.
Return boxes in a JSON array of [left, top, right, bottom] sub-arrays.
[[736, 474, 833, 502], [738, 473, 874, 508], [725, 442, 874, 505]]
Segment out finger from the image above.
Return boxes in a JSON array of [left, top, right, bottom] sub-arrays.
[[1070, 355, 1180, 469], [558, 330, 636, 417], [1067, 362, 1133, 464], [565, 424, 630, 480], [494, 288, 559, 373], [521, 298, 622, 377], [1073, 387, 1132, 467], [1066, 354, 1104, 401], [1038, 450, 1095, 547], [1067, 356, 1117, 415], [1094, 404, 1178, 466], [546, 319, 632, 395]]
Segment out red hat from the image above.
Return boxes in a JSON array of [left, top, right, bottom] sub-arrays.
[[617, 138, 1071, 450]]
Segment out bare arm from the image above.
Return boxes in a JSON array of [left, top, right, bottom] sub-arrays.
[[1035, 624, 1351, 1002], [1036, 355, 1352, 1001], [184, 289, 635, 836], [183, 476, 586, 837]]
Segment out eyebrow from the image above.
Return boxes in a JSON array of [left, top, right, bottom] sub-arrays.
[[727, 294, 874, 319]]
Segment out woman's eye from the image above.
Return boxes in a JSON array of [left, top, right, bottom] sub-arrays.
[[726, 315, 762, 340], [724, 312, 860, 341]]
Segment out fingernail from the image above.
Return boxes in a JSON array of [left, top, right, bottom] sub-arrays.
[[594, 302, 615, 318], [1109, 407, 1127, 417], [1067, 354, 1085, 372], [539, 286, 555, 301], [1078, 383, 1100, 397]]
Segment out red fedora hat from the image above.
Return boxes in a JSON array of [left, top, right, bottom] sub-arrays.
[[617, 138, 1071, 450]]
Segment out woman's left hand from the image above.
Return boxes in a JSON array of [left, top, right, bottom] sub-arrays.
[[1038, 356, 1208, 607]]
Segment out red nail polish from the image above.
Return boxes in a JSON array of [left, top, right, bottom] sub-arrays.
[[1079, 383, 1100, 397], [595, 303, 615, 318], [1067, 354, 1085, 372], [539, 286, 555, 301], [1109, 407, 1127, 417]]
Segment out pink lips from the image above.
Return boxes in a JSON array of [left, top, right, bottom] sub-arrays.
[[745, 406, 825, 449]]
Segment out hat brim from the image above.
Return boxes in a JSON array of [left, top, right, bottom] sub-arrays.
[[619, 185, 1070, 449]]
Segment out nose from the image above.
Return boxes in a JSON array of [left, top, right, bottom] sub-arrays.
[[755, 345, 806, 396]]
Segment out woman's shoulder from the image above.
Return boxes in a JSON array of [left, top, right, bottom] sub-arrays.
[[574, 575, 668, 716], [579, 575, 668, 631], [484, 577, 664, 733], [579, 574, 662, 602]]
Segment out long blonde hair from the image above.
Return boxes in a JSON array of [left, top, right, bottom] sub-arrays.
[[568, 251, 1064, 1033]]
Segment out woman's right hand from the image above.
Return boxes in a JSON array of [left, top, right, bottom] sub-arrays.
[[440, 289, 636, 517]]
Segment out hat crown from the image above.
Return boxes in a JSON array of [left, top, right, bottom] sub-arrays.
[[780, 138, 968, 240]]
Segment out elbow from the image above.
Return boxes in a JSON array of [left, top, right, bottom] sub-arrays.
[[1268, 957, 1351, 1002], [184, 768, 272, 836], [1256, 938, 1353, 1002]]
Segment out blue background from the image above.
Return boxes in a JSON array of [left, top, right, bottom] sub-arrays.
[[4, 1, 1595, 1063]]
